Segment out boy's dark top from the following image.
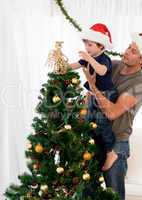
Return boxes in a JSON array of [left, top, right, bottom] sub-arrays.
[[78, 52, 114, 91], [78, 53, 118, 152]]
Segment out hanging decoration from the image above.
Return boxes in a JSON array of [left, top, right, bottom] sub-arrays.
[[54, 0, 122, 58], [54, 0, 82, 31]]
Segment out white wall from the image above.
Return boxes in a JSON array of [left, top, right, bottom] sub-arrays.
[[126, 107, 142, 195]]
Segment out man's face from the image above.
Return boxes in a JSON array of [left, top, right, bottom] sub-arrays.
[[122, 42, 142, 67]]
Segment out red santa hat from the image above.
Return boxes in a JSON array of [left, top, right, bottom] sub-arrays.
[[131, 32, 142, 54], [80, 23, 113, 50]]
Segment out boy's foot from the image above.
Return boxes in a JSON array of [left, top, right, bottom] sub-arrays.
[[102, 150, 118, 171]]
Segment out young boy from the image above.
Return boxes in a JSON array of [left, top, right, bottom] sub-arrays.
[[70, 23, 118, 171]]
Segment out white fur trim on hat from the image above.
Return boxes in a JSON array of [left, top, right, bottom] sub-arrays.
[[131, 32, 142, 54], [80, 29, 113, 50]]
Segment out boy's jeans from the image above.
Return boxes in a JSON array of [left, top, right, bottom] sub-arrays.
[[104, 141, 130, 200]]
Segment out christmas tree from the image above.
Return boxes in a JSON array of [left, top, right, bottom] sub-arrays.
[[5, 42, 120, 200]]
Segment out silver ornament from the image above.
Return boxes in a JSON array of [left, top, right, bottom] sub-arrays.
[[54, 150, 60, 165]]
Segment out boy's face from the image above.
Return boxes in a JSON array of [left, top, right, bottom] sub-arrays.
[[83, 39, 104, 56]]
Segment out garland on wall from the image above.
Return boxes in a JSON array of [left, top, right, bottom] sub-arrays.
[[54, 0, 122, 58], [55, 0, 82, 31]]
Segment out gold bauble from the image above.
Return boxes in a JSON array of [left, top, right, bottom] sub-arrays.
[[82, 172, 91, 181], [79, 108, 87, 116], [72, 78, 80, 85], [83, 151, 92, 161], [40, 184, 48, 193], [99, 176, 104, 182], [89, 138, 95, 145], [33, 162, 40, 170], [33, 164, 38, 170], [35, 144, 44, 153], [64, 124, 72, 130], [26, 141, 32, 149], [56, 167, 64, 174], [26, 192, 32, 198], [52, 95, 61, 103], [90, 122, 97, 129]]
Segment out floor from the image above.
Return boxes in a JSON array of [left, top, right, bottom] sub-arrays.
[[126, 195, 142, 200]]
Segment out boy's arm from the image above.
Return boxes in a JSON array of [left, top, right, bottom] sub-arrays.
[[88, 56, 107, 75], [70, 62, 81, 70], [79, 51, 107, 75]]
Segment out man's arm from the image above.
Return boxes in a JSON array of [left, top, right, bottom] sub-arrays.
[[83, 68, 138, 120], [91, 86, 138, 120]]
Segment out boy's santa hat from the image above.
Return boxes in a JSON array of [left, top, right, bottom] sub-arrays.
[[131, 33, 142, 54], [80, 23, 113, 50]]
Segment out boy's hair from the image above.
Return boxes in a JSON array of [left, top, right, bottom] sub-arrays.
[[83, 39, 104, 50], [95, 42, 104, 50]]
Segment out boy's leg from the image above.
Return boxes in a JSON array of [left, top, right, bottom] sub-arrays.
[[103, 141, 130, 200], [97, 122, 117, 171]]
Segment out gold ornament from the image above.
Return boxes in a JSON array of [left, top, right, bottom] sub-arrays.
[[89, 138, 95, 145], [64, 124, 72, 130], [63, 187, 68, 195], [82, 172, 91, 181], [56, 167, 64, 174], [26, 141, 32, 149], [90, 122, 97, 129], [52, 95, 61, 103], [40, 184, 48, 193], [57, 124, 72, 134], [26, 192, 32, 198], [83, 151, 92, 161], [99, 176, 104, 182], [33, 162, 40, 170], [47, 41, 68, 74], [38, 190, 43, 197], [70, 83, 74, 87], [72, 77, 80, 85], [35, 144, 44, 153], [79, 108, 87, 116]]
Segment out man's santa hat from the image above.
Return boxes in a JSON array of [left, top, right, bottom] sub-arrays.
[[131, 33, 142, 54], [80, 23, 113, 50]]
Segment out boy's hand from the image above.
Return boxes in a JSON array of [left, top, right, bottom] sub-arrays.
[[79, 51, 92, 62]]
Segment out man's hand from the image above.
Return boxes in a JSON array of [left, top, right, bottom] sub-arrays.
[[79, 51, 92, 62]]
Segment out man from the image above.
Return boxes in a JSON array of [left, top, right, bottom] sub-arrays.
[[83, 32, 142, 200]]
